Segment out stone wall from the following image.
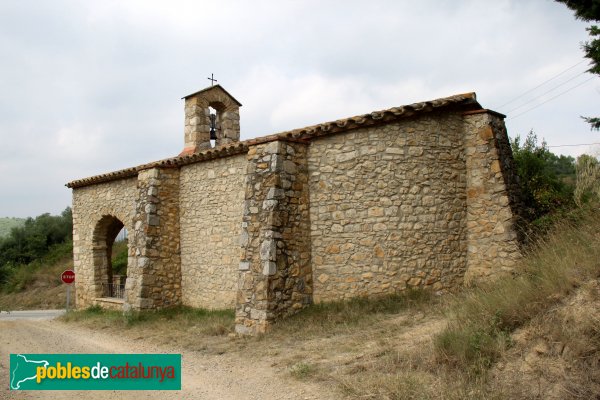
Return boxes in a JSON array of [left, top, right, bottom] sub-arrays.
[[179, 154, 246, 308], [236, 140, 313, 335], [126, 167, 182, 309], [463, 110, 521, 283], [72, 177, 137, 307], [307, 113, 469, 302]]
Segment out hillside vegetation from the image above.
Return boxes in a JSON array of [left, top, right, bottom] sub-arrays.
[[0, 242, 73, 310], [0, 217, 25, 238], [0, 208, 73, 310], [432, 207, 600, 399]]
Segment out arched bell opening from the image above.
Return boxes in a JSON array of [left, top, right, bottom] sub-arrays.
[[208, 105, 219, 148], [208, 101, 227, 148]]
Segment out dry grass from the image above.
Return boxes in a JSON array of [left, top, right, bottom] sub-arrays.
[[269, 289, 435, 338], [435, 208, 600, 378], [0, 285, 70, 310], [486, 279, 600, 399], [60, 305, 235, 353]]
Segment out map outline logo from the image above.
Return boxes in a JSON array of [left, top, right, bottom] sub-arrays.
[[10, 354, 49, 390]]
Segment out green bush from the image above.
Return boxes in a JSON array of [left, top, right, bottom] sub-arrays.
[[0, 208, 72, 286], [510, 131, 575, 223]]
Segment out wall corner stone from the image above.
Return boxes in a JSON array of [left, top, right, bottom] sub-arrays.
[[463, 111, 522, 283]]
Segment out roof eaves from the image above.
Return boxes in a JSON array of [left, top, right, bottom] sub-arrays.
[[65, 142, 249, 188]]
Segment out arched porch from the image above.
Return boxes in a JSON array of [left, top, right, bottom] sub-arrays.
[[92, 215, 129, 309]]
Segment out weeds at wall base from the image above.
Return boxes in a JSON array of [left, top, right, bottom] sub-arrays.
[[61, 305, 235, 336]]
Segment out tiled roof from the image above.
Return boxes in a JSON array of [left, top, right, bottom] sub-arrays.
[[66, 143, 249, 188], [274, 92, 479, 141], [66, 92, 480, 188]]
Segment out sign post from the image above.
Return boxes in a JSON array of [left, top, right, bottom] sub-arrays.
[[61, 269, 75, 312]]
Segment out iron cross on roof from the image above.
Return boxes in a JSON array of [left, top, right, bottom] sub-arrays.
[[207, 73, 217, 86]]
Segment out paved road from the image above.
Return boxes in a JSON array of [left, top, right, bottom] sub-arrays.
[[0, 309, 65, 321]]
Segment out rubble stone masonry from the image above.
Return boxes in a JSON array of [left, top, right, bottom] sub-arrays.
[[126, 167, 181, 309], [308, 113, 468, 301], [463, 111, 521, 283], [235, 140, 312, 334], [179, 154, 246, 309]]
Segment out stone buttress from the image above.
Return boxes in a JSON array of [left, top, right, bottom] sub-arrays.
[[126, 167, 182, 309], [463, 110, 522, 283], [236, 139, 313, 335]]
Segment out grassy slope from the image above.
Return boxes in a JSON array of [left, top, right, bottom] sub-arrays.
[[433, 208, 600, 399], [0, 217, 25, 238]]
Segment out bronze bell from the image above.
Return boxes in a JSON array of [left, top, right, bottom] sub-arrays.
[[209, 113, 217, 141]]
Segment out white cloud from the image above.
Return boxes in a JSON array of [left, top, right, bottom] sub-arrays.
[[55, 125, 105, 162]]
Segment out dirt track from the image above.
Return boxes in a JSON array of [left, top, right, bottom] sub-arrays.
[[0, 319, 338, 400]]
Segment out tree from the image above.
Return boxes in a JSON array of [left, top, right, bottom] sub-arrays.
[[511, 131, 575, 221], [574, 153, 600, 204], [556, 0, 600, 129], [0, 207, 73, 270]]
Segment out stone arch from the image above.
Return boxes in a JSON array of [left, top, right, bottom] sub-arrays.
[[91, 214, 129, 300], [208, 100, 227, 115], [198, 90, 238, 112]]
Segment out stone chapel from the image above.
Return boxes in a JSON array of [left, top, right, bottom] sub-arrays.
[[67, 85, 521, 334]]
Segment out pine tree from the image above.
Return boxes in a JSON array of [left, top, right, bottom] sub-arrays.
[[556, 0, 600, 129]]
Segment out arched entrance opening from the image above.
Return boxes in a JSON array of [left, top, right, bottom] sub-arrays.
[[92, 215, 128, 300]]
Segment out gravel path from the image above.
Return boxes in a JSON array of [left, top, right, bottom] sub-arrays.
[[0, 319, 338, 400]]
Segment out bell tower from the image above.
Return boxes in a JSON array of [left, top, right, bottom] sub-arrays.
[[180, 84, 242, 156]]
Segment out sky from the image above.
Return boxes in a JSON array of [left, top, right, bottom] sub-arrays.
[[0, 0, 598, 218]]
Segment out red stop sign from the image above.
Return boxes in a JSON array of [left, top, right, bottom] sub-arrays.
[[61, 270, 75, 285]]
